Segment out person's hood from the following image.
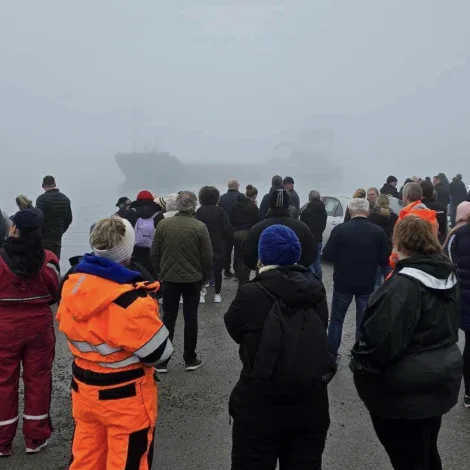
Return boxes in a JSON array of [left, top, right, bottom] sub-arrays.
[[130, 200, 161, 219], [235, 194, 252, 207], [257, 265, 325, 307], [266, 207, 291, 218], [269, 184, 283, 194], [62, 254, 145, 320], [396, 254, 457, 294], [306, 200, 325, 212], [380, 183, 396, 192]]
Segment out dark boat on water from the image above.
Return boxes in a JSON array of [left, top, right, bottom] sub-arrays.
[[115, 142, 342, 192]]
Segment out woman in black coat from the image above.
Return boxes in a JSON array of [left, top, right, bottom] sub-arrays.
[[351, 216, 462, 470], [197, 186, 233, 303]]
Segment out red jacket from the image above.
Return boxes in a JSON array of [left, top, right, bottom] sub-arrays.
[[0, 250, 60, 333]]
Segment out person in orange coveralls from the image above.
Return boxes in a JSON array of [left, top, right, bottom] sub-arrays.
[[57, 216, 173, 470]]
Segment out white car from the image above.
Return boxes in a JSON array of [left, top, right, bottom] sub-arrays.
[[301, 195, 404, 245]]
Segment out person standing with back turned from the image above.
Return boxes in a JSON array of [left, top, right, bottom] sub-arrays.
[[36, 175, 72, 259]]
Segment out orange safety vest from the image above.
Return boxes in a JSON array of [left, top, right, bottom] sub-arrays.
[[57, 273, 171, 374]]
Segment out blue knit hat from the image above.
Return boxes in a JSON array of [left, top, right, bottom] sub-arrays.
[[258, 224, 301, 266]]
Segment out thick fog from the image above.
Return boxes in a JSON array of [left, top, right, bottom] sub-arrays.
[[1, 0, 469, 188]]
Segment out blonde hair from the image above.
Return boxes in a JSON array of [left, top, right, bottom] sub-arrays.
[[16, 194, 33, 210], [393, 216, 442, 256], [376, 194, 391, 217], [353, 188, 366, 198], [90, 217, 127, 251]]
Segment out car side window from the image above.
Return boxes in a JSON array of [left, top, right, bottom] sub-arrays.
[[324, 197, 339, 217]]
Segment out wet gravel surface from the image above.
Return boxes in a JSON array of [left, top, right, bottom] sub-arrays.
[[7, 264, 470, 469]]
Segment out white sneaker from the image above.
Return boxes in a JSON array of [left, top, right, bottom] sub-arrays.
[[26, 440, 48, 454], [214, 294, 222, 303], [200, 294, 206, 304]]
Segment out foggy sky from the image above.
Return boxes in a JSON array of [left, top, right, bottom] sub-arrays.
[[1, 0, 469, 179]]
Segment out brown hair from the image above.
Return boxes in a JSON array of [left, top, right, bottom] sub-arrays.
[[246, 184, 258, 199], [353, 188, 366, 198], [393, 216, 442, 256], [90, 217, 127, 250], [375, 194, 391, 217]]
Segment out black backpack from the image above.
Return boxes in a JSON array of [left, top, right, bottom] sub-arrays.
[[253, 283, 336, 396]]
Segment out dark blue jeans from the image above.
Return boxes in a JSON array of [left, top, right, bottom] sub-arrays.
[[327, 290, 369, 361], [309, 243, 323, 281], [375, 265, 392, 289]]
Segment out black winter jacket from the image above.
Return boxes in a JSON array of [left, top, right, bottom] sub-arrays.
[[196, 205, 233, 271], [421, 197, 448, 243], [434, 182, 450, 208], [322, 217, 389, 295], [129, 200, 164, 227], [218, 189, 241, 222], [300, 200, 327, 243], [450, 179, 467, 206], [225, 266, 329, 410], [231, 195, 260, 231], [367, 207, 398, 251], [36, 189, 72, 242], [350, 254, 462, 419], [380, 183, 400, 199], [259, 185, 284, 220], [446, 224, 470, 331], [243, 208, 316, 270]]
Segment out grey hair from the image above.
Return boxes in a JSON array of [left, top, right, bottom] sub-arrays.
[[349, 198, 370, 215], [403, 182, 423, 203], [165, 193, 179, 212], [308, 190, 321, 201], [176, 191, 198, 213], [227, 179, 239, 189]]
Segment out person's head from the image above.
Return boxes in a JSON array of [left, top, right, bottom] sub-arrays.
[[90, 217, 135, 265], [420, 180, 435, 199], [271, 175, 283, 187], [352, 188, 366, 199], [9, 210, 42, 239], [411, 176, 420, 183], [308, 190, 321, 202], [453, 173, 463, 183], [432, 175, 441, 186], [393, 216, 442, 259], [386, 175, 398, 187], [403, 183, 423, 205], [227, 179, 240, 191], [425, 176, 432, 182], [198, 186, 220, 206], [176, 191, 198, 214], [367, 187, 379, 205], [16, 194, 33, 211], [42, 175, 56, 191], [154, 196, 166, 211], [456, 201, 470, 225], [245, 184, 258, 201], [258, 224, 301, 267], [283, 176, 295, 191], [164, 193, 179, 212], [348, 198, 370, 218], [268, 189, 290, 210], [116, 197, 131, 211], [375, 194, 391, 217], [136, 190, 154, 202]]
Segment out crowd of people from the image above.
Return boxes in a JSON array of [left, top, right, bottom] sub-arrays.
[[0, 171, 469, 469]]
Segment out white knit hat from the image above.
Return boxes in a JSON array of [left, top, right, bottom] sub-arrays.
[[92, 218, 135, 264]]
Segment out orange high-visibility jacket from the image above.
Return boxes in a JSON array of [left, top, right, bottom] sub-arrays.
[[57, 271, 173, 374]]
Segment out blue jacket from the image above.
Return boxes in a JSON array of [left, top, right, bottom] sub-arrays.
[[447, 224, 470, 331], [322, 217, 390, 295], [218, 189, 241, 222]]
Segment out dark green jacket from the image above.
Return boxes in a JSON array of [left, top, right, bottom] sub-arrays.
[[151, 212, 213, 283]]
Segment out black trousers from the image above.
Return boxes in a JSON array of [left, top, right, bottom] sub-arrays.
[[231, 390, 329, 470], [464, 332, 470, 395], [162, 281, 201, 364], [224, 237, 234, 274], [213, 270, 223, 294], [371, 415, 442, 470], [233, 230, 251, 286]]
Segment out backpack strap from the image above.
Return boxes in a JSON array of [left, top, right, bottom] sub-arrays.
[[256, 282, 278, 302]]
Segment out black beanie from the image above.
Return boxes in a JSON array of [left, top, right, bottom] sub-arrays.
[[269, 189, 290, 209]]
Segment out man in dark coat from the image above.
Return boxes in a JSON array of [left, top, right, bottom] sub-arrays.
[[36, 175, 72, 259], [283, 176, 300, 218], [218, 179, 241, 279], [433, 173, 451, 208], [115, 197, 138, 225], [421, 180, 448, 243], [259, 175, 284, 220], [450, 174, 467, 227], [243, 189, 316, 270], [380, 175, 400, 199], [322, 198, 389, 362], [300, 190, 327, 280]]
